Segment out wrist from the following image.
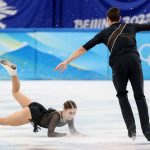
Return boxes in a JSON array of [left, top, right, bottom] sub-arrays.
[[64, 60, 69, 64]]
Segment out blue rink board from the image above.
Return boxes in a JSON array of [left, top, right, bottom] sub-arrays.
[[0, 29, 149, 80]]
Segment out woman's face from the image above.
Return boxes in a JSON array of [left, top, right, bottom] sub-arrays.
[[63, 108, 77, 120]]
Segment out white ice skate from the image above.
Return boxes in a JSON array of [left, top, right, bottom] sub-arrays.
[[0, 59, 17, 76]]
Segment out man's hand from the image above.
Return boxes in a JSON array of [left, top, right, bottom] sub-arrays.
[[54, 61, 67, 72], [54, 47, 86, 73]]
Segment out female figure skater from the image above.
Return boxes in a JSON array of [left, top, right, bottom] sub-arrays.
[[0, 59, 81, 137]]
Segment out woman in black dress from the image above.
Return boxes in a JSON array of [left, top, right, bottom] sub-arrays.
[[0, 59, 81, 137]]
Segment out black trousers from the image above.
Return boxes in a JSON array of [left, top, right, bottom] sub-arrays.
[[111, 52, 150, 133]]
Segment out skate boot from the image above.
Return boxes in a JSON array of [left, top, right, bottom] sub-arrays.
[[128, 126, 136, 141], [0, 59, 17, 76]]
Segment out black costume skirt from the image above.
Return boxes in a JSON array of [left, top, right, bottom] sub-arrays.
[[28, 102, 47, 132]]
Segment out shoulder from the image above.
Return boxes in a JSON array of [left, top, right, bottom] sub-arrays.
[[124, 23, 139, 32], [99, 28, 108, 35], [102, 26, 110, 31], [101, 26, 114, 36], [125, 23, 134, 26], [125, 23, 138, 28], [51, 111, 61, 120], [94, 29, 106, 38]]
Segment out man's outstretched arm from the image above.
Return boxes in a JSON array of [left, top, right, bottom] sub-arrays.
[[134, 23, 150, 32], [54, 47, 87, 72], [54, 31, 104, 72]]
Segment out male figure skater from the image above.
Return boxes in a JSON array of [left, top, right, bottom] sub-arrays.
[[55, 7, 150, 141]]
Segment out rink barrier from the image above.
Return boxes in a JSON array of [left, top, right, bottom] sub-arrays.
[[0, 29, 149, 80]]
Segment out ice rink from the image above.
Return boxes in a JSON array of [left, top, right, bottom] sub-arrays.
[[0, 80, 150, 150]]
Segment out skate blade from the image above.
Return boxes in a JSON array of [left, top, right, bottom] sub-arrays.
[[131, 134, 136, 141], [0, 59, 16, 70]]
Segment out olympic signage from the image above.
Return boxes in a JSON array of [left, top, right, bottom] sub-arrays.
[[1, 0, 150, 28], [61, 0, 150, 29], [0, 0, 53, 28], [0, 0, 17, 29]]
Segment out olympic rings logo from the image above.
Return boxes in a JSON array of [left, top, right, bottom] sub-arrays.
[[138, 44, 150, 66]]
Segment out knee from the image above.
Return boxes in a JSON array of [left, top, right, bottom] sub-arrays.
[[12, 87, 20, 94], [116, 90, 128, 98], [133, 88, 145, 99], [12, 91, 19, 96], [134, 94, 146, 101], [12, 91, 20, 100]]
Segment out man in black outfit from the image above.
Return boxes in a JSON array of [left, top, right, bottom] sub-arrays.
[[55, 7, 150, 141]]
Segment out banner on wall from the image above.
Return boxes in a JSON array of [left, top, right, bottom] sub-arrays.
[[0, 29, 149, 80], [61, 0, 150, 29], [0, 0, 150, 29], [0, 0, 53, 28]]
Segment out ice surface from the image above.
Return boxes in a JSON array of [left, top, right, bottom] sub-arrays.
[[0, 80, 150, 150]]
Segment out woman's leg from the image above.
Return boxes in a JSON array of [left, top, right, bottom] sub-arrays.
[[11, 75, 32, 108], [0, 59, 32, 108], [0, 107, 31, 126]]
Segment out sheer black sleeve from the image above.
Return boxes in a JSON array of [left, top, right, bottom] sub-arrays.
[[68, 119, 79, 134], [82, 31, 104, 51], [48, 112, 66, 137]]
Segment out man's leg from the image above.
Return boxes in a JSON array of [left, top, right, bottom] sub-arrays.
[[112, 61, 136, 139], [129, 57, 150, 141]]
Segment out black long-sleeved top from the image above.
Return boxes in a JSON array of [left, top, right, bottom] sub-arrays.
[[38, 111, 79, 137], [82, 23, 150, 66]]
